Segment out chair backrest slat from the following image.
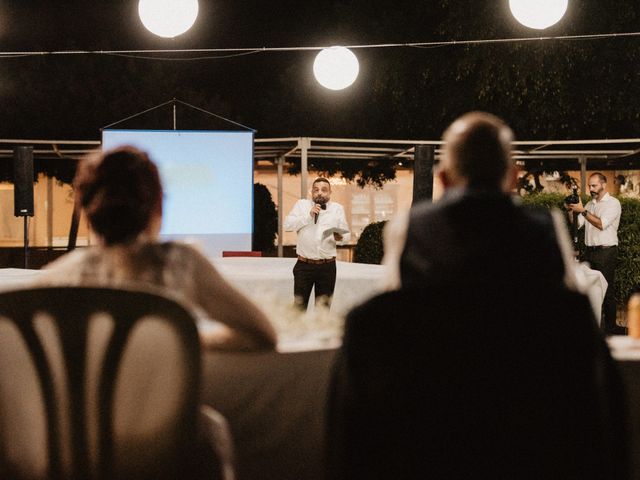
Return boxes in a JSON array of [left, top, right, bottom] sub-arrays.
[[0, 286, 201, 480], [15, 320, 65, 480]]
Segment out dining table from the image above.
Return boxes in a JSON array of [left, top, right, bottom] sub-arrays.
[[0, 265, 629, 480], [198, 334, 640, 480], [210, 257, 387, 317]]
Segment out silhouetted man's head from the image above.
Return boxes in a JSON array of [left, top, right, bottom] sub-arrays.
[[439, 111, 516, 191]]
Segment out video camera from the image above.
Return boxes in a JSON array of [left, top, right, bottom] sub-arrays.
[[564, 186, 580, 205]]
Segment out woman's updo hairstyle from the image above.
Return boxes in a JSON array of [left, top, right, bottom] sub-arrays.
[[74, 146, 162, 245]]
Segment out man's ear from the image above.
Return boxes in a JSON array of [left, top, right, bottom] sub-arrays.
[[438, 168, 452, 189], [503, 165, 519, 192]]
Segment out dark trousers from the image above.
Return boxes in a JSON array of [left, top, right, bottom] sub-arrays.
[[293, 260, 337, 310], [584, 246, 620, 334]]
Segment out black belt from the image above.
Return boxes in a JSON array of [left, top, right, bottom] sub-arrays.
[[297, 255, 336, 264], [585, 245, 616, 252]]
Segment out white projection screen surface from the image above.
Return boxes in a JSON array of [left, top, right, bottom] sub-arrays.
[[101, 129, 254, 258]]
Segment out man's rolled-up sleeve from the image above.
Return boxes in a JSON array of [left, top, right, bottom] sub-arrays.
[[600, 201, 621, 230], [284, 201, 311, 232]]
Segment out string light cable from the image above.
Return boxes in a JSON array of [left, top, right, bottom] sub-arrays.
[[0, 30, 639, 60]]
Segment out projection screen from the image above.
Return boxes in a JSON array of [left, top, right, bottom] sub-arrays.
[[101, 129, 254, 258]]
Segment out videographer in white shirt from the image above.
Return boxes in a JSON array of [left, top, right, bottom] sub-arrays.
[[566, 172, 623, 335]]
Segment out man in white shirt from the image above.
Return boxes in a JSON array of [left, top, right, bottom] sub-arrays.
[[284, 177, 350, 309], [566, 172, 623, 335]]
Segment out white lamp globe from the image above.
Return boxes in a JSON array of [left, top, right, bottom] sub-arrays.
[[138, 0, 199, 38], [509, 0, 568, 29], [313, 47, 360, 91]]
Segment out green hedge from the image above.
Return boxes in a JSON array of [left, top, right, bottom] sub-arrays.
[[353, 221, 387, 264], [521, 193, 640, 307], [617, 197, 640, 305], [253, 183, 278, 254]]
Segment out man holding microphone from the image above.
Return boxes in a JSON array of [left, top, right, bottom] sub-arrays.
[[566, 172, 623, 335], [284, 177, 350, 310]]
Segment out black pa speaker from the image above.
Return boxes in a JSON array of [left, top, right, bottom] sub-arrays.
[[412, 144, 434, 204], [13, 146, 34, 217]]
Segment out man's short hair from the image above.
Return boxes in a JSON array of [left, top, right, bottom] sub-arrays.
[[442, 111, 514, 188], [590, 172, 607, 183], [313, 177, 331, 187]]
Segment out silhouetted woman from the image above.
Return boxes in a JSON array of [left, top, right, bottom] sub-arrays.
[[39, 145, 277, 351]]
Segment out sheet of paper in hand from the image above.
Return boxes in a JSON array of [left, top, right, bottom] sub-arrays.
[[322, 227, 349, 238]]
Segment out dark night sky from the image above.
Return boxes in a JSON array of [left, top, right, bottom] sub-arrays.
[[0, 1, 375, 138], [0, 1, 638, 140]]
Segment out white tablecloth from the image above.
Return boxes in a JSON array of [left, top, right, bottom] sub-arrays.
[[0, 266, 634, 480], [607, 335, 640, 361], [572, 262, 607, 325], [607, 336, 640, 480], [0, 268, 42, 290], [2, 259, 600, 325], [201, 345, 337, 480], [0, 259, 388, 318], [199, 337, 640, 480], [211, 257, 387, 317]]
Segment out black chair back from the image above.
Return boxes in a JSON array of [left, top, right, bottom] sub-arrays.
[[0, 286, 201, 480]]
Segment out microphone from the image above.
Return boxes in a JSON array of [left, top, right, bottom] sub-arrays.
[[314, 203, 327, 224]]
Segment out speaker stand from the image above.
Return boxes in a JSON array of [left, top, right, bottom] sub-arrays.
[[23, 216, 29, 269]]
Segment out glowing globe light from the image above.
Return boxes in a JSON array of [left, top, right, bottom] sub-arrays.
[[509, 0, 568, 29], [138, 0, 199, 38], [313, 47, 360, 91]]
